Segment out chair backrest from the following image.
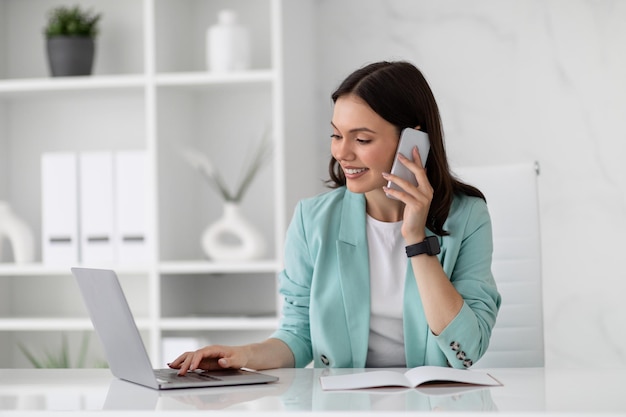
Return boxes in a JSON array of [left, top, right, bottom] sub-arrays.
[[453, 162, 544, 368]]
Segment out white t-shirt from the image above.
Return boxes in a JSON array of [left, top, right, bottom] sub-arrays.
[[365, 214, 407, 367]]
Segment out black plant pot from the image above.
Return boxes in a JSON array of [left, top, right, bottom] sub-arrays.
[[46, 36, 95, 77]]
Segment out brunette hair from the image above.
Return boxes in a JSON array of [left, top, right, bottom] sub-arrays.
[[327, 61, 485, 235]]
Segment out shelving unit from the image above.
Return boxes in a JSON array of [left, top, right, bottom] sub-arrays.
[[0, 0, 316, 368]]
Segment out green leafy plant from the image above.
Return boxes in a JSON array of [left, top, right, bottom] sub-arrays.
[[17, 333, 107, 368], [181, 128, 273, 203], [44, 5, 101, 38]]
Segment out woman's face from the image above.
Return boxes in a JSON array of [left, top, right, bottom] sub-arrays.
[[331, 94, 399, 195]]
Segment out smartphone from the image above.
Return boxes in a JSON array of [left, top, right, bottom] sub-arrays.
[[386, 128, 430, 198]]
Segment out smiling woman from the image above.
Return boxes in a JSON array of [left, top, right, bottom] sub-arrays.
[[168, 61, 501, 373], [329, 94, 400, 200]]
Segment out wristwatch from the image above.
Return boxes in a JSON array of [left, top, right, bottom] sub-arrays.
[[405, 236, 440, 257]]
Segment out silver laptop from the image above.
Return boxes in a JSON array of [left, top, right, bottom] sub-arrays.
[[71, 267, 279, 390]]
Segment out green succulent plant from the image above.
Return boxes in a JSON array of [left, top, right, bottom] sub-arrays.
[[44, 5, 101, 38]]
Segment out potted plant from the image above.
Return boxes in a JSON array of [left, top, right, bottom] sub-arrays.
[[44, 5, 101, 77]]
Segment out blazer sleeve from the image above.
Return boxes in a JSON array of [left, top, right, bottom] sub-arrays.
[[433, 197, 502, 368], [270, 201, 314, 367]]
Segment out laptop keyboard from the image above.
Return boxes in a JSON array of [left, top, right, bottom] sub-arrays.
[[154, 369, 222, 382]]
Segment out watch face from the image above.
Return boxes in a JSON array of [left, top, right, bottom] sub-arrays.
[[406, 236, 441, 257], [426, 236, 441, 255]]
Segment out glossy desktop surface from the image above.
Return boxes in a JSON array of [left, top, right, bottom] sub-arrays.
[[0, 367, 624, 415]]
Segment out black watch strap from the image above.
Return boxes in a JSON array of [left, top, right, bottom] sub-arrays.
[[405, 236, 440, 257]]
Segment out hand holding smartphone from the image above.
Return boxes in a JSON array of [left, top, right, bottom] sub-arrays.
[[385, 128, 430, 199]]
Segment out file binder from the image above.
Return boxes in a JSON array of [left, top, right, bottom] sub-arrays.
[[79, 152, 115, 264], [114, 151, 150, 264], [41, 152, 79, 265]]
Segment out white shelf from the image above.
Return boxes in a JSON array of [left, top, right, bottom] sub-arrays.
[[155, 70, 275, 86], [0, 316, 277, 333], [0, 71, 275, 97], [0, 317, 280, 337], [0, 264, 150, 277], [0, 319, 93, 332], [0, 264, 73, 277], [0, 261, 281, 276], [159, 317, 279, 331], [0, 74, 146, 97], [0, 318, 152, 332], [158, 260, 281, 274], [0, 0, 316, 369]]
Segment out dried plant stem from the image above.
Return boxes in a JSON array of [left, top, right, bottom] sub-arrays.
[[181, 128, 272, 202]]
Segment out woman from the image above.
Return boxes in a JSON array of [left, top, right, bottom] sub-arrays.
[[169, 61, 501, 373]]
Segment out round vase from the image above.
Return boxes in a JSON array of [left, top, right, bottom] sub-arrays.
[[0, 201, 35, 263], [201, 202, 265, 261]]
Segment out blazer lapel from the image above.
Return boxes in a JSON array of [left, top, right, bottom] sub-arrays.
[[336, 190, 370, 367]]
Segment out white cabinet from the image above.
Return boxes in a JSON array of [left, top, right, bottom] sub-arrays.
[[0, 0, 316, 368]]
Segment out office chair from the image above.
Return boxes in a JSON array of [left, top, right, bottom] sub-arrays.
[[454, 162, 544, 368]]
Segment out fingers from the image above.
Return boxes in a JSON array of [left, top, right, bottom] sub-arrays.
[[168, 351, 191, 371], [402, 148, 429, 184], [168, 346, 244, 375], [167, 349, 217, 375], [168, 351, 196, 375], [397, 149, 431, 191], [382, 165, 430, 202], [383, 147, 433, 242], [410, 144, 425, 168]]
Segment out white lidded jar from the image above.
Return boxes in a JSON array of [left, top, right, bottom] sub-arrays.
[[206, 9, 250, 72]]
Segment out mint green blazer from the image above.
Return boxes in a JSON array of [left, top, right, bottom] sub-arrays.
[[271, 187, 501, 369]]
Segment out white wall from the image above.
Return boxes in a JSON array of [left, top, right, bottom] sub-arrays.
[[311, 0, 626, 369]]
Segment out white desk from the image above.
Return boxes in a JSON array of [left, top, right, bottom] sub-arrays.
[[0, 368, 624, 416]]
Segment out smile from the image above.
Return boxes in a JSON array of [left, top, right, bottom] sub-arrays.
[[344, 167, 367, 175]]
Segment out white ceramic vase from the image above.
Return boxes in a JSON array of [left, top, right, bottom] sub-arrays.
[[201, 202, 265, 261], [206, 9, 250, 72], [0, 201, 35, 263]]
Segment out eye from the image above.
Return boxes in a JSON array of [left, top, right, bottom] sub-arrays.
[[356, 138, 372, 144], [330, 133, 342, 140]]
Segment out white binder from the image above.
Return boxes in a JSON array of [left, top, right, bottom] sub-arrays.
[[114, 151, 150, 264], [41, 152, 79, 265], [79, 152, 115, 264]]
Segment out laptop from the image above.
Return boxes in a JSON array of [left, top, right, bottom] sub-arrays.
[[104, 376, 280, 410], [71, 267, 279, 390]]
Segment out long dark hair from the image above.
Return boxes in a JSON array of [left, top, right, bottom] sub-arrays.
[[327, 61, 484, 236]]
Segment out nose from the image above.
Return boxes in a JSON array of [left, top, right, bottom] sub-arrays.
[[332, 138, 354, 162]]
